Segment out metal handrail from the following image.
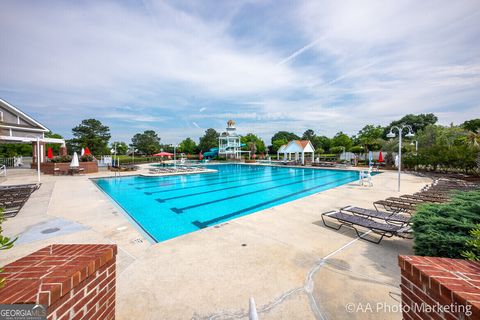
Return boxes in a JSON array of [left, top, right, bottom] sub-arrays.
[[0, 165, 6, 177]]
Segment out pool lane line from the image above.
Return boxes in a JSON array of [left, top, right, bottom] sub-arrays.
[[154, 170, 326, 202], [131, 166, 286, 187], [137, 169, 285, 190], [149, 169, 336, 196], [191, 175, 356, 229], [143, 169, 315, 194], [170, 172, 341, 214]]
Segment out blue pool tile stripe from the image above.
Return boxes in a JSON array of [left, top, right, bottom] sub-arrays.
[[170, 172, 339, 214], [191, 175, 355, 229], [144, 170, 303, 194], [153, 170, 334, 202], [133, 166, 286, 187]]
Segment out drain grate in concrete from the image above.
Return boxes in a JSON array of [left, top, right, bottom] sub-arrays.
[[41, 227, 61, 234]]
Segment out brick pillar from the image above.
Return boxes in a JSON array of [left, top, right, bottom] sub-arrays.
[[0, 244, 117, 320], [32, 141, 47, 163], [398, 255, 480, 320]]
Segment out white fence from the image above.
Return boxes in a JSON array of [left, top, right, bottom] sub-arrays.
[[0, 156, 33, 168]]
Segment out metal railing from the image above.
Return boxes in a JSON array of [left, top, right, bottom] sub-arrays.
[[0, 165, 6, 177]]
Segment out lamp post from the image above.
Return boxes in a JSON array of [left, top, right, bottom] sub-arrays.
[[170, 144, 179, 168], [410, 140, 418, 171], [132, 148, 138, 164], [387, 125, 414, 192]]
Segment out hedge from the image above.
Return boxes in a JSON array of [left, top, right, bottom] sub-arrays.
[[412, 190, 480, 258]]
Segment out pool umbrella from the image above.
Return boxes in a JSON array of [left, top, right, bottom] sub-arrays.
[[199, 152, 204, 160], [84, 147, 91, 155], [153, 152, 174, 157], [81, 148, 85, 156], [70, 152, 79, 167], [47, 147, 53, 159], [378, 150, 384, 162], [252, 153, 256, 159]]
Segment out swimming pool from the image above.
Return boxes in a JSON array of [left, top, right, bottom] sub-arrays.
[[94, 164, 360, 242]]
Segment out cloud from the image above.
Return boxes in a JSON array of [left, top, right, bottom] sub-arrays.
[[0, 0, 479, 144]]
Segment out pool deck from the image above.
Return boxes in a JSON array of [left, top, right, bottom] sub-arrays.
[[0, 166, 431, 319]]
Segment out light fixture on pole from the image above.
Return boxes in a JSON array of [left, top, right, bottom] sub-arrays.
[[132, 148, 138, 164], [171, 144, 179, 168], [410, 140, 418, 171], [386, 125, 414, 192]]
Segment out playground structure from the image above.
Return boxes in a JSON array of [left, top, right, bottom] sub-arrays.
[[218, 120, 249, 159], [203, 148, 219, 159]]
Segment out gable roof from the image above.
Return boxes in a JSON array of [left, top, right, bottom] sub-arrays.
[[0, 98, 49, 132], [283, 140, 315, 153]]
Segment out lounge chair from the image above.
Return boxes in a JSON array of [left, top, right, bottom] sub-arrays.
[[373, 199, 415, 213], [321, 210, 412, 244], [401, 194, 448, 203], [340, 206, 410, 226]]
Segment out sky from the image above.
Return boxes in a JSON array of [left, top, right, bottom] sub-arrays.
[[1, 0, 479, 145]]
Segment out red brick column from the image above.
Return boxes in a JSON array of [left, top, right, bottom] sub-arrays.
[[399, 255, 480, 320], [0, 244, 117, 320]]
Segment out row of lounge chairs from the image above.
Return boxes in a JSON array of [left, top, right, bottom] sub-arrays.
[[0, 183, 40, 218], [149, 166, 207, 174], [322, 178, 479, 244]]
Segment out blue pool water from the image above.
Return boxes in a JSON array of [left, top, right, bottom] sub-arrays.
[[94, 164, 360, 242]]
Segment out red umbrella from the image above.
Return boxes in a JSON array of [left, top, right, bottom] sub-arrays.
[[47, 147, 53, 159], [153, 152, 174, 157], [378, 150, 384, 162], [84, 147, 91, 155], [252, 153, 256, 159], [199, 152, 204, 160]]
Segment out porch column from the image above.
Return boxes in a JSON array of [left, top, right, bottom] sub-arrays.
[[32, 141, 46, 163], [301, 151, 305, 165]]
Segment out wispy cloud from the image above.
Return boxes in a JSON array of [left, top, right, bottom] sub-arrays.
[[0, 0, 479, 144]]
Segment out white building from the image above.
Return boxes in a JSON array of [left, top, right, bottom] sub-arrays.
[[277, 140, 315, 165], [218, 120, 242, 159]]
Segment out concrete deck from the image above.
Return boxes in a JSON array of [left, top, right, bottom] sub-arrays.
[[0, 166, 431, 319]]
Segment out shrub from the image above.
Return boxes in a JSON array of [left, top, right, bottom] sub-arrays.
[[49, 155, 72, 163], [462, 225, 480, 261], [0, 208, 17, 288], [79, 154, 94, 162], [412, 191, 480, 258]]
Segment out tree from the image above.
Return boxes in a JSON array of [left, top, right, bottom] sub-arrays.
[[461, 119, 480, 133], [384, 113, 438, 138], [270, 131, 300, 145], [45, 131, 64, 155], [302, 129, 316, 141], [111, 142, 128, 155], [331, 132, 353, 150], [131, 130, 161, 155], [69, 119, 111, 155], [0, 144, 32, 158], [271, 139, 288, 153], [241, 133, 266, 153], [179, 138, 197, 154], [357, 125, 385, 155], [313, 136, 331, 152], [198, 128, 219, 151]]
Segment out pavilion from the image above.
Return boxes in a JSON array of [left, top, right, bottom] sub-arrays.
[[0, 98, 65, 179], [277, 140, 315, 165]]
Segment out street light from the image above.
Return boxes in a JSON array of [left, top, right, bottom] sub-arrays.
[[132, 148, 138, 164], [387, 125, 414, 191], [171, 144, 179, 168], [410, 140, 418, 171]]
